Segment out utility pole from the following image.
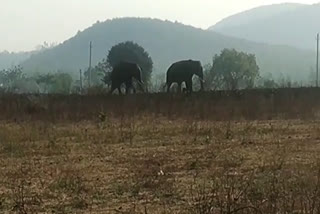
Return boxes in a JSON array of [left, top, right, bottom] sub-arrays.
[[317, 33, 319, 87], [88, 41, 92, 87], [79, 69, 83, 94]]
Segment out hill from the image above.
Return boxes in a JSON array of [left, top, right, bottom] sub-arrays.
[[22, 17, 314, 81], [0, 51, 32, 70], [209, 3, 320, 50], [212, 3, 304, 30]]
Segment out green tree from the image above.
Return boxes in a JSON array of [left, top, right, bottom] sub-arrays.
[[0, 65, 25, 91], [207, 49, 260, 90], [85, 61, 110, 88], [98, 41, 153, 86], [35, 72, 72, 94], [256, 73, 279, 89], [203, 63, 224, 91], [50, 72, 73, 94], [35, 73, 55, 93], [11, 78, 40, 94]]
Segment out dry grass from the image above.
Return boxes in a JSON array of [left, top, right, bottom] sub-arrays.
[[1, 118, 320, 213], [1, 89, 320, 213], [1, 87, 320, 122]]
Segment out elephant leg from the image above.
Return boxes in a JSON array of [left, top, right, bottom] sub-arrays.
[[109, 84, 117, 94], [177, 83, 182, 93], [131, 82, 137, 94], [186, 79, 193, 93], [109, 87, 115, 94], [125, 81, 132, 95], [117, 87, 122, 95], [167, 82, 172, 93]]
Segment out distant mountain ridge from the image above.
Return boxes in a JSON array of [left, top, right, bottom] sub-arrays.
[[21, 17, 314, 81], [212, 3, 304, 30], [209, 3, 320, 50]]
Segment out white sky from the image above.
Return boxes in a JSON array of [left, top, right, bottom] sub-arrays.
[[0, 0, 319, 52]]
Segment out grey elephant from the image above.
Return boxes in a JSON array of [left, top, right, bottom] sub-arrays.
[[165, 60, 204, 93], [109, 61, 144, 94]]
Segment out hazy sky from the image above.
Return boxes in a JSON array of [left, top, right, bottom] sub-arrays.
[[1, 0, 319, 52]]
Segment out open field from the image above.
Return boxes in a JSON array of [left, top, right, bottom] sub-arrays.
[[1, 88, 320, 213]]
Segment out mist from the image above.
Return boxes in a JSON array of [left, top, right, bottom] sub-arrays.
[[1, 0, 319, 52]]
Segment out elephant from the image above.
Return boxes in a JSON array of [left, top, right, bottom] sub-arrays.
[[109, 61, 144, 94], [165, 60, 204, 93]]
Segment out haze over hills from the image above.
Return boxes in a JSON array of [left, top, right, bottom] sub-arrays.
[[0, 43, 56, 70], [0, 51, 32, 70], [213, 3, 304, 30], [209, 3, 320, 50], [14, 17, 315, 81]]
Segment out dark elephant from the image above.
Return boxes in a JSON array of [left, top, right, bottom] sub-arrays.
[[109, 61, 144, 94], [166, 60, 204, 93]]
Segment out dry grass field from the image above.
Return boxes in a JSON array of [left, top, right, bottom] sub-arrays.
[[1, 88, 320, 213]]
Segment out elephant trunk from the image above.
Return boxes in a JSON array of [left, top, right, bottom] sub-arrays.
[[138, 80, 145, 92], [134, 69, 145, 92], [137, 75, 145, 92]]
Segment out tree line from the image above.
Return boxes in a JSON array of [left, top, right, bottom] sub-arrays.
[[0, 41, 310, 94]]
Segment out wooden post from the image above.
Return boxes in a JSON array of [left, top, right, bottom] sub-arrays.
[[317, 33, 319, 87], [88, 41, 92, 87], [79, 69, 83, 94]]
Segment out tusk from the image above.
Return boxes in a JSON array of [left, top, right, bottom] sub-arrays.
[[137, 81, 145, 91], [138, 81, 144, 87]]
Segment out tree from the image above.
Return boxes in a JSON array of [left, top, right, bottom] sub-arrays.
[[85, 61, 110, 88], [256, 73, 279, 89], [203, 63, 224, 91], [50, 72, 73, 94], [0, 65, 25, 92], [36, 73, 55, 93], [35, 72, 73, 94], [0, 66, 43, 93], [11, 78, 40, 94], [35, 41, 57, 52], [207, 49, 260, 90], [96, 41, 153, 86]]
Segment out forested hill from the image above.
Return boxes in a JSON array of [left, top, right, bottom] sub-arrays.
[[22, 17, 314, 81], [209, 3, 320, 50]]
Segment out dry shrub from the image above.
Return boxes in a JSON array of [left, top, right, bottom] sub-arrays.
[[85, 86, 108, 95], [188, 151, 320, 214], [10, 179, 42, 214], [5, 165, 43, 214], [189, 169, 320, 214], [128, 153, 178, 202], [49, 166, 90, 212], [0, 125, 26, 157], [1, 88, 320, 122]]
